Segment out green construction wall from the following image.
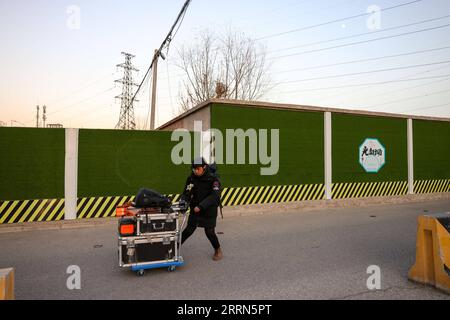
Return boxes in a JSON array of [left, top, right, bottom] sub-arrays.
[[413, 119, 450, 180], [210, 103, 324, 187], [0, 127, 65, 200], [332, 114, 407, 183], [77, 129, 193, 197]]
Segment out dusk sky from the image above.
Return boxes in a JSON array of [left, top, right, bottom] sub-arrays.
[[1, 0, 449, 129]]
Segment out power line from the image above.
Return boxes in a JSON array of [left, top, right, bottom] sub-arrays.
[[160, 7, 449, 78], [130, 0, 192, 108], [363, 88, 450, 110], [320, 67, 450, 107], [164, 57, 176, 118], [141, 38, 450, 98], [402, 102, 450, 112], [147, 21, 450, 103], [276, 60, 450, 85], [268, 23, 450, 61], [155, 3, 438, 78], [65, 104, 113, 126], [24, 86, 116, 125], [267, 14, 450, 55], [153, 13, 450, 104], [272, 45, 450, 75], [256, 0, 423, 40], [271, 74, 450, 93], [235, 0, 311, 25], [162, 20, 450, 82], [319, 62, 450, 106], [45, 71, 118, 106]]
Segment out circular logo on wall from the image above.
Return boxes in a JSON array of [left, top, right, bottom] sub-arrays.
[[359, 138, 385, 173]]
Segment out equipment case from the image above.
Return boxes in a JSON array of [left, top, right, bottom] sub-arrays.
[[136, 212, 178, 235], [117, 201, 188, 276]]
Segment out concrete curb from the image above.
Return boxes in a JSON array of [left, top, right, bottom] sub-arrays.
[[0, 217, 118, 234], [223, 192, 450, 217], [0, 193, 448, 234]]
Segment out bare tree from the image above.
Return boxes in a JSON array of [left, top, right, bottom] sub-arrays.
[[177, 29, 272, 112]]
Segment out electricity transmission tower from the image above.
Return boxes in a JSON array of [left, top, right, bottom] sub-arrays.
[[115, 52, 139, 130]]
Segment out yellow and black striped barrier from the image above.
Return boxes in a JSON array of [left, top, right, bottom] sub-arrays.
[[414, 179, 450, 194], [0, 199, 65, 224], [332, 181, 408, 199], [74, 184, 325, 219], [75, 194, 181, 219], [332, 179, 450, 199], [76, 196, 135, 219], [73, 184, 326, 219], [409, 213, 450, 294], [1, 179, 449, 223], [221, 184, 325, 206]]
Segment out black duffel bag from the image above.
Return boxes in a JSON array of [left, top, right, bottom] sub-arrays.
[[134, 188, 171, 208]]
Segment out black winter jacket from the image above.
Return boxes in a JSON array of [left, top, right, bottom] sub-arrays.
[[180, 167, 221, 228]]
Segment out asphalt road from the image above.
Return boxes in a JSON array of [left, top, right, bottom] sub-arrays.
[[1, 199, 449, 300]]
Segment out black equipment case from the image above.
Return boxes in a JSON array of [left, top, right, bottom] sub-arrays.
[[136, 212, 178, 234], [117, 199, 188, 276], [119, 234, 177, 266]]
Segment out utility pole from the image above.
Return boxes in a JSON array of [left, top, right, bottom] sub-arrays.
[[150, 49, 159, 130], [129, 0, 190, 130], [115, 52, 139, 130], [42, 105, 47, 128], [36, 105, 40, 128]]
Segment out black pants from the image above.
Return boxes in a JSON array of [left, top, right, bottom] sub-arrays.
[[181, 224, 221, 250]]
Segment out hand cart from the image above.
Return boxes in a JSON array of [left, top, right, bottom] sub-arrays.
[[116, 201, 189, 276]]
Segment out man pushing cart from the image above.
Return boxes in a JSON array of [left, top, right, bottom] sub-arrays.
[[116, 157, 223, 276]]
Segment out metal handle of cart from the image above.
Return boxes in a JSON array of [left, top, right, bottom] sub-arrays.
[[170, 201, 189, 259]]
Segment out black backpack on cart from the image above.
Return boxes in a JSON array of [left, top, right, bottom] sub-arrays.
[[134, 188, 171, 209]]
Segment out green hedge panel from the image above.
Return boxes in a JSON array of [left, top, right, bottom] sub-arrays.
[[332, 114, 407, 183], [210, 103, 324, 187], [77, 129, 193, 197], [0, 128, 65, 200], [413, 120, 450, 180]]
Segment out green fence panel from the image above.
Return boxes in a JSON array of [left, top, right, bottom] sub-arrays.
[[413, 119, 450, 180], [0, 128, 65, 200], [210, 103, 324, 187], [77, 129, 193, 197], [332, 114, 407, 183]]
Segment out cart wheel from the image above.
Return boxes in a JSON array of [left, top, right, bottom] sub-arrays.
[[137, 269, 145, 277], [168, 266, 176, 272]]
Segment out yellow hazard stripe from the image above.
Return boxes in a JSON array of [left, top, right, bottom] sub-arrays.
[[232, 187, 247, 206], [95, 197, 111, 218], [414, 179, 450, 194], [18, 199, 39, 223], [7, 200, 30, 224], [2, 180, 448, 224], [330, 181, 424, 199], [241, 187, 254, 205], [281, 185, 293, 202], [78, 197, 95, 219], [86, 197, 104, 219], [269, 185, 282, 203], [47, 199, 64, 221], [245, 187, 258, 205], [0, 198, 64, 224], [251, 186, 265, 205], [37, 199, 56, 222]]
